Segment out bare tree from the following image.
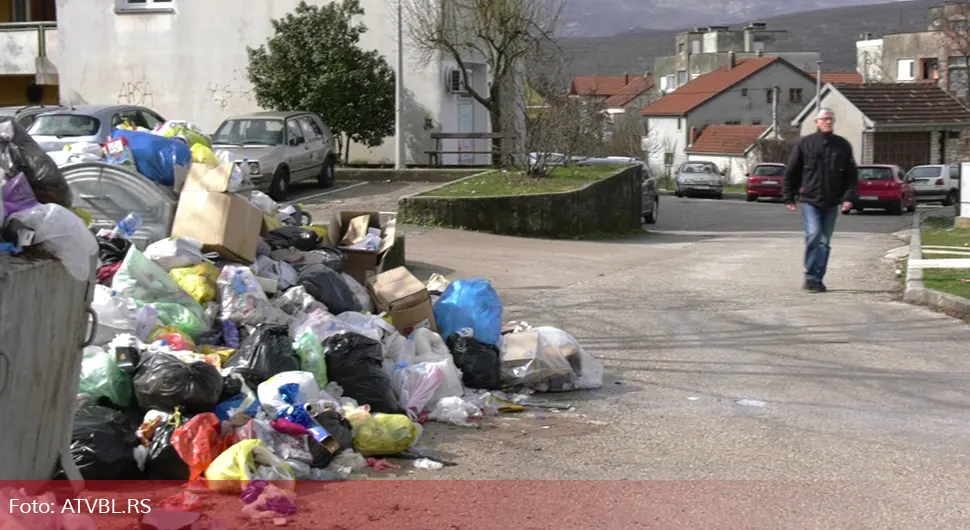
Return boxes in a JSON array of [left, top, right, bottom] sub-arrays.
[[934, 2, 970, 104], [603, 111, 646, 158], [403, 0, 564, 164]]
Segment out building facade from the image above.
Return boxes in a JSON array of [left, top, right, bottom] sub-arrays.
[[0, 0, 59, 105], [47, 0, 517, 165]]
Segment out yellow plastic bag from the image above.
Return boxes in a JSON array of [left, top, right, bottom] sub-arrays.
[[307, 225, 329, 240], [70, 208, 93, 227], [170, 262, 220, 305], [263, 213, 284, 232], [201, 345, 236, 365], [206, 439, 294, 493], [191, 144, 219, 167], [344, 408, 421, 457]]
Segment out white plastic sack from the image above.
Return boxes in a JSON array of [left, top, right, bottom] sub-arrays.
[[382, 332, 416, 367], [143, 237, 204, 271], [257, 370, 320, 415], [428, 396, 482, 427], [392, 362, 445, 420], [91, 285, 139, 332], [342, 273, 374, 313], [218, 265, 289, 326], [10, 203, 98, 281], [292, 310, 391, 344], [532, 326, 604, 390], [249, 191, 278, 215], [410, 328, 464, 406], [273, 285, 326, 315]]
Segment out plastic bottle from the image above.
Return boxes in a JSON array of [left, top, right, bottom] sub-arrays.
[[111, 212, 143, 240], [231, 269, 248, 294]]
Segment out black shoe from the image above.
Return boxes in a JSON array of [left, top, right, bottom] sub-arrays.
[[804, 279, 827, 293]]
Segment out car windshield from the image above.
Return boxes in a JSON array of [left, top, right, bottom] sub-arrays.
[[27, 114, 100, 137], [679, 162, 716, 173], [859, 167, 894, 180], [753, 165, 784, 176], [212, 119, 285, 145], [907, 166, 941, 179]]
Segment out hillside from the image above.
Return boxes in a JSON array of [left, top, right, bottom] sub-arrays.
[[557, 0, 937, 79]]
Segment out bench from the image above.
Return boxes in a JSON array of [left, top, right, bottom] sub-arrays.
[[425, 132, 517, 166]]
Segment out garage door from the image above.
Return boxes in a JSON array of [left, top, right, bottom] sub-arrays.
[[873, 131, 930, 171]]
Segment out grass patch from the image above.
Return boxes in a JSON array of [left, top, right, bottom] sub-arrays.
[[923, 268, 970, 299], [921, 216, 970, 249], [423, 165, 623, 197]]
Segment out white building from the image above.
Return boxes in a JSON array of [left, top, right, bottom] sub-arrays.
[[45, 0, 503, 165], [684, 124, 774, 184]]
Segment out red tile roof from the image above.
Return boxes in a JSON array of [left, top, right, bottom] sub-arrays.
[[640, 57, 780, 116], [685, 124, 770, 155], [834, 83, 970, 125], [568, 75, 633, 97], [812, 72, 864, 84], [603, 76, 655, 108]]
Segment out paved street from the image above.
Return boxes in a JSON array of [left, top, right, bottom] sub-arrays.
[[300, 186, 970, 527]]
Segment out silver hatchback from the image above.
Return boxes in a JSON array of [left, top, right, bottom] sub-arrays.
[[26, 104, 166, 152], [905, 164, 959, 205], [674, 161, 724, 199]]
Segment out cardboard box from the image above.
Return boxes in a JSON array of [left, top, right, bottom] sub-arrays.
[[366, 266, 437, 336], [500, 330, 573, 385], [329, 211, 396, 284], [182, 162, 239, 193], [171, 191, 262, 263]]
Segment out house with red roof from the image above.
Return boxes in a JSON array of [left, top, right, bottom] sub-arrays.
[[684, 124, 775, 184], [568, 73, 656, 112], [639, 54, 817, 173]]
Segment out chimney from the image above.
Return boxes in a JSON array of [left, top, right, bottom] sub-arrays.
[[728, 51, 736, 69], [689, 126, 698, 146], [625, 72, 629, 84]]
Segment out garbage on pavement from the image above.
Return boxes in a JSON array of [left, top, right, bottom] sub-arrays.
[[1, 114, 606, 524]]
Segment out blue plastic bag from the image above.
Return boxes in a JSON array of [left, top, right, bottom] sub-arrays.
[[432, 278, 503, 345], [213, 393, 261, 421], [110, 129, 191, 186]]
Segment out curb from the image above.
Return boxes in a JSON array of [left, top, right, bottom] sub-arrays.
[[902, 210, 970, 316], [658, 189, 746, 201]]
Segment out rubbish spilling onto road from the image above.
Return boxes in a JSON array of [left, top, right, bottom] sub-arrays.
[[0, 114, 606, 525]]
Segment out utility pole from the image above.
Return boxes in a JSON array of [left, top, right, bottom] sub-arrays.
[[771, 85, 779, 139], [394, 0, 404, 169], [815, 60, 822, 100]]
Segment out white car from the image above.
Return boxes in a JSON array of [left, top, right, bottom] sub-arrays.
[[905, 164, 959, 205]]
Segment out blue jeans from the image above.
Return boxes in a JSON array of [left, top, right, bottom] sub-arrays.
[[801, 203, 840, 282]]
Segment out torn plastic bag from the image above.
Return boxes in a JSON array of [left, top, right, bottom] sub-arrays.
[[132, 352, 224, 412], [343, 407, 420, 457], [1, 172, 38, 217], [254, 255, 298, 291], [433, 278, 504, 346], [78, 345, 133, 408], [392, 362, 445, 419], [342, 273, 374, 312], [273, 285, 326, 315], [224, 324, 301, 393], [429, 396, 484, 427], [446, 333, 502, 390], [249, 190, 278, 215], [206, 439, 295, 493], [110, 128, 191, 187], [251, 419, 313, 465], [218, 265, 290, 326], [8, 203, 98, 281], [170, 412, 232, 481], [66, 404, 144, 480], [146, 410, 190, 480], [309, 246, 345, 272], [0, 117, 72, 207], [256, 370, 320, 416], [144, 237, 204, 271], [264, 226, 321, 251], [323, 332, 401, 414], [298, 263, 361, 314]]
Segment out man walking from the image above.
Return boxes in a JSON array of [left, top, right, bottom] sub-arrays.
[[782, 108, 858, 293]]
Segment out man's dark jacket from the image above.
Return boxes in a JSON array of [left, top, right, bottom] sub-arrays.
[[782, 131, 859, 208]]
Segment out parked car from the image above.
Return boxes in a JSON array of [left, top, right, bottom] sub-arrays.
[[0, 104, 63, 129], [211, 111, 338, 201], [904, 164, 959, 206], [850, 164, 916, 215], [674, 161, 724, 199], [745, 163, 785, 201], [26, 104, 166, 153]]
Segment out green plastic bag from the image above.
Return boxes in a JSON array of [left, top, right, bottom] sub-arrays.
[[78, 346, 132, 407], [294, 333, 327, 388]]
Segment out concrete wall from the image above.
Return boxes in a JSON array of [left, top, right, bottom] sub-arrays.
[[55, 0, 507, 165], [880, 31, 941, 82], [797, 89, 865, 160], [398, 165, 643, 238], [0, 24, 57, 76], [685, 152, 754, 185]]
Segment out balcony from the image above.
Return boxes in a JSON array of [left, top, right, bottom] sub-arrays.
[[0, 22, 58, 83]]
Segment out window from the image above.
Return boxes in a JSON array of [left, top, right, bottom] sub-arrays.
[[298, 116, 323, 141], [677, 70, 687, 86], [659, 77, 669, 91], [113, 109, 144, 128], [897, 59, 915, 81], [139, 110, 163, 130], [921, 58, 940, 80], [691, 40, 701, 54], [286, 119, 305, 145], [665, 75, 675, 91], [212, 119, 284, 146], [751, 119, 762, 125], [677, 118, 682, 130], [27, 114, 100, 137], [752, 165, 784, 176], [725, 120, 741, 125], [950, 165, 960, 179], [741, 88, 748, 97], [956, 19, 969, 30], [789, 88, 803, 103], [115, 0, 174, 13], [766, 89, 774, 103], [678, 43, 685, 53], [858, 167, 894, 180], [950, 56, 969, 68]]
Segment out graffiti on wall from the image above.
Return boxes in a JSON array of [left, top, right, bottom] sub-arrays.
[[116, 81, 155, 107], [208, 69, 253, 109]]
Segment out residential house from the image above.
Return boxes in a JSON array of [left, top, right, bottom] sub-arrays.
[[652, 22, 821, 93], [640, 55, 818, 172], [0, 0, 59, 105], [567, 73, 655, 111], [684, 124, 774, 184], [791, 83, 970, 170], [53, 0, 520, 165]]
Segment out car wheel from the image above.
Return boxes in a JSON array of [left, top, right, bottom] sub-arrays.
[[715, 193, 724, 200], [852, 207, 862, 214], [906, 198, 916, 213], [889, 198, 904, 215], [746, 193, 757, 202], [317, 155, 335, 188], [644, 197, 659, 224], [674, 191, 683, 198], [269, 166, 290, 202], [943, 190, 958, 207]]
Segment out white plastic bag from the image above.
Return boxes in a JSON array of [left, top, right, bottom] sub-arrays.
[[249, 191, 278, 215], [9, 203, 98, 281], [292, 310, 390, 344], [429, 396, 482, 427], [143, 237, 204, 271], [342, 273, 374, 313], [257, 370, 320, 415], [410, 328, 464, 406], [392, 362, 445, 419], [218, 265, 289, 326], [533, 326, 604, 390], [273, 285, 326, 315], [91, 285, 138, 332]]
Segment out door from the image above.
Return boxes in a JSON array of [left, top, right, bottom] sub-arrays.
[[284, 117, 312, 181], [457, 96, 475, 164], [297, 115, 324, 175]]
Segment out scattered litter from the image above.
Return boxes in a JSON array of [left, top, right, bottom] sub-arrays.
[[413, 458, 445, 470], [687, 396, 700, 401], [366, 457, 401, 472], [735, 399, 766, 407]]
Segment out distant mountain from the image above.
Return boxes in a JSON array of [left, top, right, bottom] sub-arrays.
[[556, 0, 936, 80]]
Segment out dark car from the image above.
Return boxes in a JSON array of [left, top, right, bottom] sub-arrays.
[[745, 163, 785, 202], [0, 104, 63, 129]]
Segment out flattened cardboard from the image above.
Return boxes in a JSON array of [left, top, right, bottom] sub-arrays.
[[171, 191, 262, 263], [182, 163, 237, 193]]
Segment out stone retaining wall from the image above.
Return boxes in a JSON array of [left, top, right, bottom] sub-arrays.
[[398, 166, 642, 238]]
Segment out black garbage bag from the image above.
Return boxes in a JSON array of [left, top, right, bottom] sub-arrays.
[[308, 246, 346, 273], [323, 332, 401, 414], [264, 226, 321, 251], [96, 235, 132, 266], [145, 416, 190, 480], [310, 410, 355, 468], [0, 118, 72, 207], [446, 334, 502, 390], [132, 353, 224, 413], [298, 263, 361, 314], [223, 324, 300, 392], [66, 404, 144, 480]]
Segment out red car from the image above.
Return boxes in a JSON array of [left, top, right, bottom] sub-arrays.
[[745, 163, 785, 201], [849, 164, 916, 215]]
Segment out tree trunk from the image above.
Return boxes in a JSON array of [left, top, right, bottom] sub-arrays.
[[490, 108, 504, 167], [343, 134, 351, 165]]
